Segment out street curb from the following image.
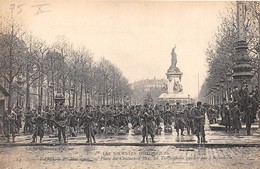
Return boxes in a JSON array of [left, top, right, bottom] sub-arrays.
[[0, 143, 259, 148]]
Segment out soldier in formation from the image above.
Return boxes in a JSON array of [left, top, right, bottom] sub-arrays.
[[1, 101, 218, 144], [80, 106, 96, 143], [174, 102, 185, 136], [3, 108, 17, 143], [191, 102, 206, 143], [55, 105, 68, 143], [31, 112, 45, 143], [140, 105, 155, 143]]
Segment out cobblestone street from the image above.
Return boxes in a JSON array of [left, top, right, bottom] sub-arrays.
[[0, 123, 259, 169], [1, 121, 259, 145], [0, 145, 259, 169]]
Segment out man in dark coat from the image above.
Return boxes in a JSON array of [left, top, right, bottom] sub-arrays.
[[3, 109, 17, 143], [140, 105, 155, 143], [183, 104, 194, 135], [174, 102, 185, 136], [222, 104, 231, 132], [242, 104, 255, 136], [68, 110, 78, 137], [45, 107, 55, 133], [15, 107, 22, 134], [249, 92, 258, 121], [232, 86, 241, 103], [80, 109, 96, 143], [55, 107, 68, 143], [230, 102, 241, 133], [31, 113, 45, 143], [239, 84, 249, 113], [24, 107, 33, 134], [191, 102, 206, 143]]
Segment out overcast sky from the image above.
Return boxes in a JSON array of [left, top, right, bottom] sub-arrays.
[[0, 0, 228, 98]]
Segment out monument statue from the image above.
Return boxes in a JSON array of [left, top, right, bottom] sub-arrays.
[[170, 46, 177, 70], [173, 80, 183, 93]]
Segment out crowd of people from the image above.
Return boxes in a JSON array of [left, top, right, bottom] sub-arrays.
[[206, 84, 259, 136], [2, 101, 208, 144], [2, 83, 259, 144]]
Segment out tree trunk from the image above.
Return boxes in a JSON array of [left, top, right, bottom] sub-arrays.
[[25, 78, 30, 108], [25, 63, 30, 108], [84, 88, 87, 107], [7, 81, 13, 109], [79, 82, 83, 108]]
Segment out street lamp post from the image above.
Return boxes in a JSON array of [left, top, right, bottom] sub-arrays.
[[232, 2, 253, 89]]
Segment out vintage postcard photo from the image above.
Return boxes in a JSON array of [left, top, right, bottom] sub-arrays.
[[0, 0, 259, 169]]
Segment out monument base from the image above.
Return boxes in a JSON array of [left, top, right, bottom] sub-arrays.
[[159, 92, 194, 105]]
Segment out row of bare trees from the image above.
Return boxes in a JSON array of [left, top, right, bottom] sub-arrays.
[[0, 14, 132, 110], [199, 2, 260, 102]]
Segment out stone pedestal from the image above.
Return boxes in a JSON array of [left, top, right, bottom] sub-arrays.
[[166, 67, 183, 94]]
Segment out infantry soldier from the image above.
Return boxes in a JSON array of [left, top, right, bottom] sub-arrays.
[[24, 107, 33, 134], [3, 108, 17, 143], [115, 107, 128, 128], [68, 109, 78, 137], [96, 106, 105, 134], [163, 104, 173, 126], [183, 104, 193, 135], [174, 102, 185, 136], [55, 105, 68, 143], [31, 112, 45, 143], [140, 105, 155, 143], [45, 106, 55, 133], [131, 106, 141, 129], [15, 107, 22, 133], [105, 106, 115, 127], [80, 107, 96, 143], [191, 102, 206, 143]]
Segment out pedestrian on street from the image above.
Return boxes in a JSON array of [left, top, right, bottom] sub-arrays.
[[242, 104, 255, 136], [223, 103, 232, 132], [230, 102, 241, 133]]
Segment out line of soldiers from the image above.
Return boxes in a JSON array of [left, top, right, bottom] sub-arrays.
[[2, 101, 207, 144]]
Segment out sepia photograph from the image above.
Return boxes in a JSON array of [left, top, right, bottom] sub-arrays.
[[0, 0, 259, 169]]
